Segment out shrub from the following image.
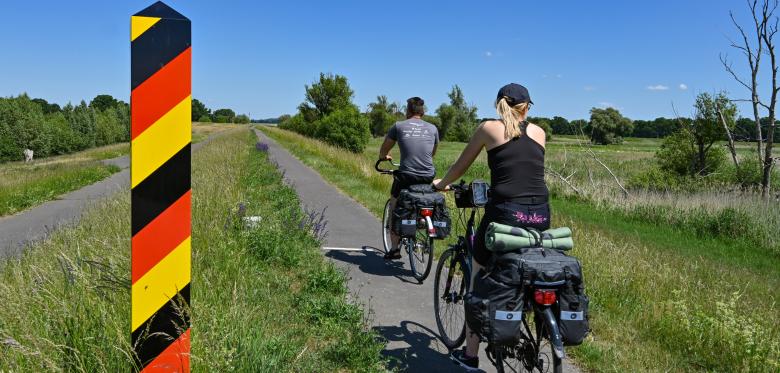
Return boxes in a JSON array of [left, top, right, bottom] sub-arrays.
[[657, 129, 725, 176], [314, 106, 370, 153]]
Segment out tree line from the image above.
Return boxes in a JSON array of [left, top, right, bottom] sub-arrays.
[[191, 98, 250, 124], [0, 94, 130, 162], [279, 72, 773, 155], [0, 93, 250, 163]]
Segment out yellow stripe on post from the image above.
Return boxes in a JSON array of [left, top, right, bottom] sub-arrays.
[[131, 96, 192, 188], [131, 237, 191, 331], [131, 16, 161, 41]]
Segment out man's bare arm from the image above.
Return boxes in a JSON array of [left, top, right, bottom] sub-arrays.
[[378, 137, 396, 160]]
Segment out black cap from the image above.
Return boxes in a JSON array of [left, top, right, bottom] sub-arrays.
[[497, 83, 533, 106]]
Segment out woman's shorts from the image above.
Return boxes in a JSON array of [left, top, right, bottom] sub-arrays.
[[473, 200, 551, 266]]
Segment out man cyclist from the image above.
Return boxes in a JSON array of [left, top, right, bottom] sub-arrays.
[[378, 96, 439, 260]]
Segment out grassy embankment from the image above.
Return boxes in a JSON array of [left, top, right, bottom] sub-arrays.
[[0, 123, 241, 217], [0, 129, 385, 372], [260, 126, 779, 372]]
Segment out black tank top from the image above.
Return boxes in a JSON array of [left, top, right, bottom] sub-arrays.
[[487, 121, 549, 201]]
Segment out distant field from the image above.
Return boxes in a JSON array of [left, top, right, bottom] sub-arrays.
[[260, 126, 780, 372], [0, 123, 243, 217], [0, 145, 123, 216]]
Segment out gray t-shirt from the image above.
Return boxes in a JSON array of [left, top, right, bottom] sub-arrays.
[[387, 118, 439, 177]]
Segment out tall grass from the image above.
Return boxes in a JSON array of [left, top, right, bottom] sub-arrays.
[[260, 126, 780, 372], [0, 160, 120, 216], [0, 129, 386, 371]]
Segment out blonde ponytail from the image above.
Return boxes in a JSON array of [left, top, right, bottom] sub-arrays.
[[496, 97, 530, 139]]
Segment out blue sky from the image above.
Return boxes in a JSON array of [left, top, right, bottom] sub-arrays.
[[0, 1, 771, 120]]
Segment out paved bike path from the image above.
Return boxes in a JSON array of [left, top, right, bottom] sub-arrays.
[[256, 130, 580, 373], [0, 133, 222, 257]]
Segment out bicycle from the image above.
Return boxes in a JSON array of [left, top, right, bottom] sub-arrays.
[[433, 180, 565, 373], [375, 159, 435, 283]]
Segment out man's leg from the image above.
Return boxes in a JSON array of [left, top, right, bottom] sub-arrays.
[[388, 196, 400, 252]]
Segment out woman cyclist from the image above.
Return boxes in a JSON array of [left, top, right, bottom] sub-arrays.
[[433, 83, 550, 371]]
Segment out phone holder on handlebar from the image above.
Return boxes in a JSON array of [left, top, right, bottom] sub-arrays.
[[453, 179, 490, 208]]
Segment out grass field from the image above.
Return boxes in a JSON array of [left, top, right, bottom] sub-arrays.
[[260, 126, 780, 372], [0, 123, 244, 217], [0, 155, 121, 217], [0, 129, 385, 371]]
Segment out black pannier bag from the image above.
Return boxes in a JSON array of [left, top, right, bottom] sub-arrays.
[[465, 268, 524, 346], [511, 247, 590, 346], [392, 184, 451, 239]]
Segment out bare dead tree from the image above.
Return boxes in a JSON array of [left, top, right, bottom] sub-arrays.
[[760, 1, 779, 195], [721, 0, 765, 165], [723, 0, 779, 197]]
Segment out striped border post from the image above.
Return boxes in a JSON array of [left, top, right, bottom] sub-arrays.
[[131, 2, 191, 371]]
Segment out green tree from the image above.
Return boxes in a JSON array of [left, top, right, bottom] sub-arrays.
[[436, 85, 478, 142], [0, 94, 49, 160], [89, 94, 119, 112], [283, 73, 370, 152], [192, 98, 210, 122], [549, 116, 572, 135], [299, 73, 354, 123], [32, 98, 61, 114], [367, 95, 399, 136], [234, 114, 250, 124], [212, 108, 236, 123], [589, 107, 633, 144], [690, 92, 736, 175]]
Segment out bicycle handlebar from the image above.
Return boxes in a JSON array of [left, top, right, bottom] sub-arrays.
[[375, 159, 400, 174]]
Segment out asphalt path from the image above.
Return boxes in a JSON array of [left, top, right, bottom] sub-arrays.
[[0, 133, 222, 257], [255, 129, 581, 373]]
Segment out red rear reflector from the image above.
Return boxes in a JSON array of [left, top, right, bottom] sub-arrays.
[[534, 290, 557, 305], [420, 209, 433, 217]]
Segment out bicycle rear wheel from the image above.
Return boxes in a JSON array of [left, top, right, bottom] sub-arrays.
[[433, 247, 468, 349], [408, 229, 434, 282], [381, 199, 392, 255]]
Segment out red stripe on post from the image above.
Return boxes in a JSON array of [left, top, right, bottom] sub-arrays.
[[139, 328, 190, 373], [131, 47, 192, 140], [131, 190, 191, 284]]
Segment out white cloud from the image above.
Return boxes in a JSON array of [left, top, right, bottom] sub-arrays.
[[584, 86, 596, 91], [598, 101, 617, 108], [485, 51, 493, 57], [647, 84, 669, 91], [679, 83, 688, 90], [555, 74, 563, 79]]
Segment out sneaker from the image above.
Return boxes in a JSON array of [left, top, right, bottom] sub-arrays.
[[383, 248, 401, 260], [450, 348, 479, 371]]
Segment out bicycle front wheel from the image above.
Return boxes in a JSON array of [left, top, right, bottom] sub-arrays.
[[433, 247, 468, 349], [408, 229, 434, 283], [381, 199, 392, 255]]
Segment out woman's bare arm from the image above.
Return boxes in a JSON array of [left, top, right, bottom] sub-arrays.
[[434, 125, 487, 189]]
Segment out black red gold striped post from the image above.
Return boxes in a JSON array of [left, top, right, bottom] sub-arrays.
[[131, 2, 191, 371]]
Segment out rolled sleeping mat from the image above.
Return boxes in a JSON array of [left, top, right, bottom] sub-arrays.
[[542, 227, 572, 239], [487, 222, 532, 237], [486, 232, 537, 252], [542, 237, 574, 251]]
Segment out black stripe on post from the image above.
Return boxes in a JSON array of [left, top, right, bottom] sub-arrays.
[[131, 144, 191, 235], [131, 284, 191, 368], [131, 19, 191, 90]]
